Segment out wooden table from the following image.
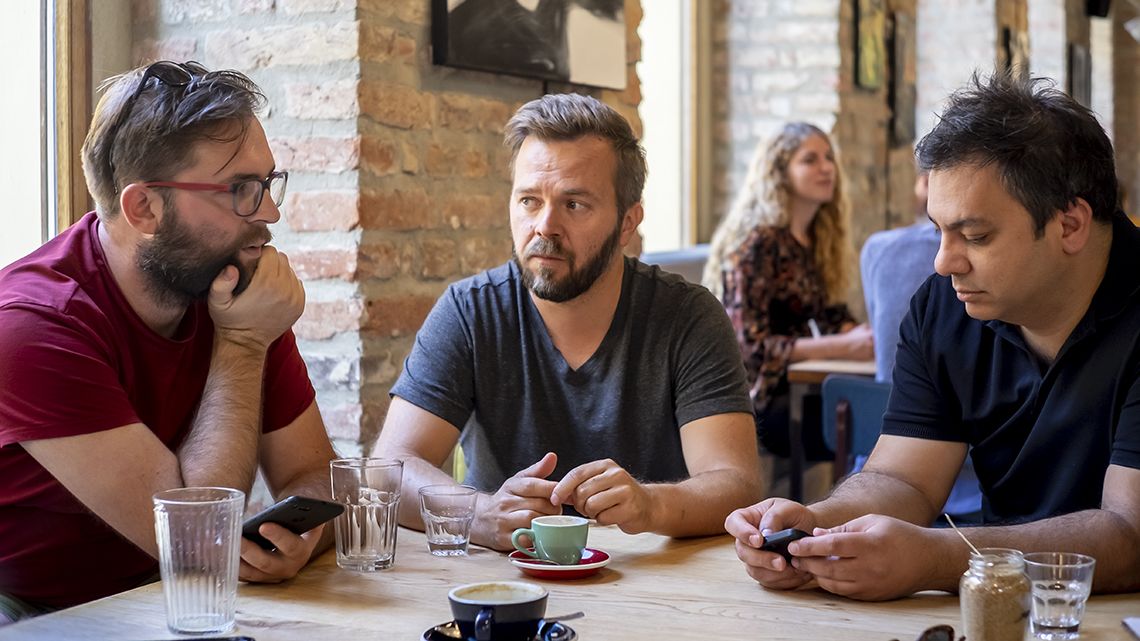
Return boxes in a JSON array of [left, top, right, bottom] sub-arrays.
[[2, 525, 1136, 640], [786, 359, 878, 502]]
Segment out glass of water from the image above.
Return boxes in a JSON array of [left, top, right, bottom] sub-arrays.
[[1023, 552, 1096, 640], [330, 458, 404, 571], [419, 484, 478, 556], [153, 487, 244, 634]]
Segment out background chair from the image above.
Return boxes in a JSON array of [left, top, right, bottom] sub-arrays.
[[640, 244, 710, 285], [822, 374, 984, 523], [821, 374, 892, 484]]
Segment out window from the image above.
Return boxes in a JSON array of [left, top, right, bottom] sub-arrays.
[[0, 1, 92, 268], [0, 2, 49, 267], [637, 0, 714, 252]]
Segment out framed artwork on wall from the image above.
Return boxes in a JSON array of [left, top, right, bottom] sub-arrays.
[[1068, 43, 1091, 107], [431, 0, 627, 90], [888, 12, 915, 147], [856, 0, 886, 90], [1001, 26, 1030, 81]]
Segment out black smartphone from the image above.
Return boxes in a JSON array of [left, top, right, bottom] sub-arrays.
[[242, 495, 343, 550], [759, 527, 812, 562]]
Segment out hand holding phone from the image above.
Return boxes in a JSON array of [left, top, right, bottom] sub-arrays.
[[759, 528, 812, 563], [242, 495, 343, 550]]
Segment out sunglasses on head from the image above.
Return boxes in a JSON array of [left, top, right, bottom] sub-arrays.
[[105, 60, 209, 179]]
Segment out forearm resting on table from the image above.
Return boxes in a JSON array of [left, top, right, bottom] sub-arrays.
[[955, 509, 1140, 594], [811, 470, 942, 528], [389, 453, 460, 529], [178, 338, 268, 491], [790, 335, 843, 361], [646, 468, 763, 537]]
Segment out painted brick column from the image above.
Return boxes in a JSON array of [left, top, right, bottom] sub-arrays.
[[916, 0, 1000, 139], [1028, 0, 1068, 83], [710, 0, 843, 220]]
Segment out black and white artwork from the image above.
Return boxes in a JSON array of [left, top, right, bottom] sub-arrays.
[[432, 0, 627, 90]]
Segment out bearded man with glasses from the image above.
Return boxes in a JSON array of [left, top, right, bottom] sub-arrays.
[[0, 61, 337, 620]]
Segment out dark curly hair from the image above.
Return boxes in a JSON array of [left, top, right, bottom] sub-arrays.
[[916, 71, 1117, 236]]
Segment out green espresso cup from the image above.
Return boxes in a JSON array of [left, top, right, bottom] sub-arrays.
[[511, 515, 589, 565]]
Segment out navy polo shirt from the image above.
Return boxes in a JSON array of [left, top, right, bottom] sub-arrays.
[[882, 213, 1140, 524]]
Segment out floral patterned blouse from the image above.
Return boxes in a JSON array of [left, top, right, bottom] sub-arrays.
[[720, 225, 853, 416]]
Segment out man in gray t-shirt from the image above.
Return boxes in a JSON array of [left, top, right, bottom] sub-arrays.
[[376, 94, 760, 551]]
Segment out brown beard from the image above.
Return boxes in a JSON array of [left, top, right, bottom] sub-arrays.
[[137, 201, 269, 307], [513, 219, 622, 303]]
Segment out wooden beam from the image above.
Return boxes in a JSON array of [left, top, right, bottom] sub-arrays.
[[54, 0, 92, 231]]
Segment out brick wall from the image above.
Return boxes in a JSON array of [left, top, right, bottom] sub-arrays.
[[1029, 0, 1068, 82], [916, 0, 997, 139], [709, 0, 843, 225], [133, 0, 644, 455]]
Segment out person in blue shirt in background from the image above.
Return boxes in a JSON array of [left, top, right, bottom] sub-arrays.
[[859, 170, 981, 523]]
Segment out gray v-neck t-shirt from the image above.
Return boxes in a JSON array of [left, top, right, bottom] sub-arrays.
[[389, 256, 752, 491]]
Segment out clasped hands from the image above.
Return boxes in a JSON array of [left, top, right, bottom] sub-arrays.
[[725, 498, 945, 601], [471, 452, 657, 550]]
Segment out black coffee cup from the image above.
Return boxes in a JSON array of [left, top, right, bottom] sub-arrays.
[[448, 581, 548, 641]]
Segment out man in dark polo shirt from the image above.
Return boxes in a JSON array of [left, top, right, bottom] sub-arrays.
[[726, 72, 1140, 601]]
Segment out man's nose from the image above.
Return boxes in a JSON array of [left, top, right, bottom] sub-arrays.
[[533, 203, 562, 237], [247, 190, 281, 225], [933, 238, 967, 276]]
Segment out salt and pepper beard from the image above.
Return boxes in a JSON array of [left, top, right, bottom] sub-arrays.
[[514, 218, 623, 303], [136, 200, 268, 308]]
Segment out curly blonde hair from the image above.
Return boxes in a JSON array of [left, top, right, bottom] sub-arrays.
[[702, 122, 852, 302]]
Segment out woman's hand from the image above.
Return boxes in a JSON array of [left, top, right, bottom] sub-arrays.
[[829, 324, 874, 360]]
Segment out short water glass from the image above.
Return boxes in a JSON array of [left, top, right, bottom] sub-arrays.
[[1023, 552, 1096, 640], [419, 484, 477, 556]]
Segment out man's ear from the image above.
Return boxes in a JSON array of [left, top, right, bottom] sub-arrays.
[[619, 202, 644, 246], [119, 183, 163, 236], [1057, 196, 1094, 255]]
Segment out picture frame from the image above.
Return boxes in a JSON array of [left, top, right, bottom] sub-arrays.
[[888, 12, 915, 146], [856, 0, 886, 90], [1068, 43, 1092, 107], [431, 0, 627, 90], [1001, 26, 1030, 81]]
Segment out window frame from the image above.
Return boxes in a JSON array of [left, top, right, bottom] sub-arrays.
[[52, 0, 92, 232]]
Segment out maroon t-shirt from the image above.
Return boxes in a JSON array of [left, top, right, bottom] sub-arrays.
[[0, 213, 316, 608]]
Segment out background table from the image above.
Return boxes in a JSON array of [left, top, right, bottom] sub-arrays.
[[2, 525, 1136, 640], [786, 359, 878, 501]]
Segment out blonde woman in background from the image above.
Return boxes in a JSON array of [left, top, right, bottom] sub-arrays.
[[703, 122, 873, 496]]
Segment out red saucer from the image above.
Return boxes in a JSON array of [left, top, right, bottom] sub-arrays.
[[508, 547, 611, 580]]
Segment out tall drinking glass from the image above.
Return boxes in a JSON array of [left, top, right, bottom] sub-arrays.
[[330, 458, 404, 571], [153, 487, 245, 634]]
